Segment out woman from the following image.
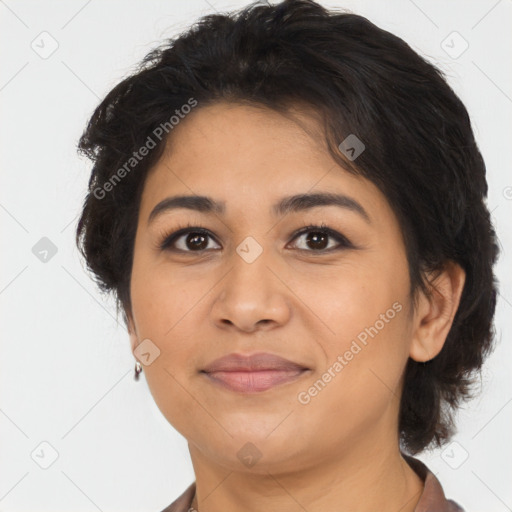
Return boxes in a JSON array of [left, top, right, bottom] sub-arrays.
[[75, 1, 499, 511]]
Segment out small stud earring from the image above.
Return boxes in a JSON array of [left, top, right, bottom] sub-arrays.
[[134, 361, 143, 380]]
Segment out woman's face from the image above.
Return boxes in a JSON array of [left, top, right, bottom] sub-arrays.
[[128, 102, 419, 473]]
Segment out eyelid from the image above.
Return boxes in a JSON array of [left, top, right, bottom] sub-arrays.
[[157, 223, 353, 253], [156, 224, 220, 252], [287, 223, 353, 252]]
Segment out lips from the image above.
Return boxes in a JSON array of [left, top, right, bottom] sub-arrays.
[[200, 352, 310, 393], [201, 352, 309, 373]]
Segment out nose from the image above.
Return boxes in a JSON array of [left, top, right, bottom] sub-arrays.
[[210, 246, 292, 333]]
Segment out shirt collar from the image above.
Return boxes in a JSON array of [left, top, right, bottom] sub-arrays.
[[161, 454, 465, 512]]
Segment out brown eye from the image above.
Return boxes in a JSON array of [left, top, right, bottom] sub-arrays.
[[288, 224, 352, 253], [158, 223, 352, 254], [160, 227, 221, 252], [304, 231, 329, 250], [182, 232, 209, 250]]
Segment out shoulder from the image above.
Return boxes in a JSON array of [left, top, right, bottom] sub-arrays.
[[159, 481, 196, 512], [402, 453, 465, 512]]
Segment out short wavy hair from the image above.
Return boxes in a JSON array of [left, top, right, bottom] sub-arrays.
[[75, 0, 500, 455]]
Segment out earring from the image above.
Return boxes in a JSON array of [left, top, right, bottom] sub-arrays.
[[134, 361, 143, 380]]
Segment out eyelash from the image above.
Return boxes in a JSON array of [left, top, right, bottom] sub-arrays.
[[156, 221, 353, 254]]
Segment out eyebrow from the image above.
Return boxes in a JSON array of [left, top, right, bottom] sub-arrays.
[[147, 192, 371, 225]]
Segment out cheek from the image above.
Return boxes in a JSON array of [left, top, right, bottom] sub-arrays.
[[302, 256, 411, 408], [306, 257, 408, 345], [294, 306, 410, 450], [130, 263, 206, 437], [130, 253, 206, 338]]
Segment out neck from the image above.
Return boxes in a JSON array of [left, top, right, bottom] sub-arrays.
[[188, 438, 424, 512]]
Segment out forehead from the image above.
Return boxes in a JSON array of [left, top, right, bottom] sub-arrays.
[[139, 102, 393, 226], [163, 101, 330, 176]]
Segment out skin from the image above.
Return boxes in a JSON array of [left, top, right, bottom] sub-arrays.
[[126, 102, 466, 512]]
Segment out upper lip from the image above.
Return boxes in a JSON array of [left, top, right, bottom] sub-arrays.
[[201, 352, 310, 373]]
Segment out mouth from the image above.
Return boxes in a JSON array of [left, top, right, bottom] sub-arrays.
[[201, 368, 311, 393], [200, 352, 311, 393]]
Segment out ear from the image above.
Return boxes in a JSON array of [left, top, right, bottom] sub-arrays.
[[409, 261, 466, 362]]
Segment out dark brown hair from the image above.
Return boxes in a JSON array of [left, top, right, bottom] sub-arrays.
[[75, 0, 500, 455]]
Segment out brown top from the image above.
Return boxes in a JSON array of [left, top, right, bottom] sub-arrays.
[[160, 453, 464, 512]]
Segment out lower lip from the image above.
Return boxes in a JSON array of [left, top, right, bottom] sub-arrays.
[[201, 369, 309, 393]]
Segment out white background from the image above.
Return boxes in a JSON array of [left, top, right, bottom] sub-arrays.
[[1, 1, 511, 511]]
